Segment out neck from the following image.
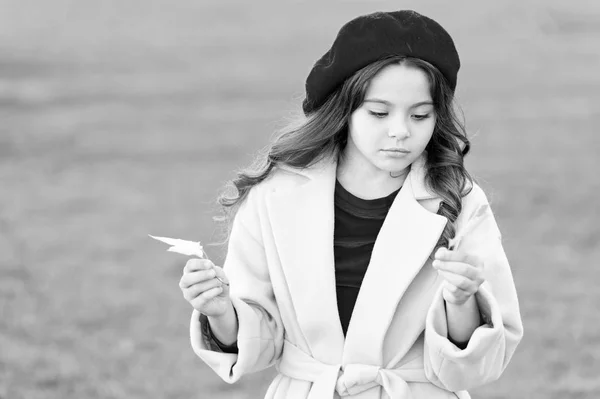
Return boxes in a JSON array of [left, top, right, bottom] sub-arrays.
[[336, 154, 407, 200]]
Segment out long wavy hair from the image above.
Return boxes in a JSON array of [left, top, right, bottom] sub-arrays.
[[215, 55, 472, 250]]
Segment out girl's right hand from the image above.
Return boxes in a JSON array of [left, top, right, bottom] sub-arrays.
[[179, 258, 231, 317]]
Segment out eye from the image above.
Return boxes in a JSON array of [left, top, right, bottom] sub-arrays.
[[368, 110, 388, 118], [411, 113, 431, 121]]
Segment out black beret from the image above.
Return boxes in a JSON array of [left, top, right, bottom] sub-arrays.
[[302, 10, 460, 115]]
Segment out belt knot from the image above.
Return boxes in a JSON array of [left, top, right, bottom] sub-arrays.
[[336, 363, 383, 396]]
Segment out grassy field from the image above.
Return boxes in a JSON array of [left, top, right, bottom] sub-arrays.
[[1, 0, 598, 398]]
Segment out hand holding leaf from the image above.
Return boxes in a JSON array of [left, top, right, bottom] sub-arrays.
[[433, 205, 489, 305], [150, 234, 232, 316], [149, 234, 229, 286]]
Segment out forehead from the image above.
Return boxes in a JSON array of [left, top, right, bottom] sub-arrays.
[[365, 63, 432, 103]]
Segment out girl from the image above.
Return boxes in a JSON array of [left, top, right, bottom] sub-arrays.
[[178, 10, 523, 399]]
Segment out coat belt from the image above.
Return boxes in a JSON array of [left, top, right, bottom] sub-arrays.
[[277, 340, 429, 398]]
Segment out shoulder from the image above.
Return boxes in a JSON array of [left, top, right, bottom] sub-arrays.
[[246, 157, 333, 199], [233, 162, 316, 229], [456, 181, 503, 236], [264, 164, 311, 192], [458, 181, 498, 221], [461, 181, 490, 208], [238, 162, 315, 212], [246, 164, 309, 199]]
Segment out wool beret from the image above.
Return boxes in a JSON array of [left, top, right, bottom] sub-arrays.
[[302, 10, 460, 115]]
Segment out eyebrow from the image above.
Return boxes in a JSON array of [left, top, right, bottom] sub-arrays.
[[363, 99, 434, 107]]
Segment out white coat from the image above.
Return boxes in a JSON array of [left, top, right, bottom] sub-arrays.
[[189, 155, 524, 398]]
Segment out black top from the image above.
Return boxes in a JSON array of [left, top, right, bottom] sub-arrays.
[[334, 180, 400, 336], [208, 180, 401, 352]]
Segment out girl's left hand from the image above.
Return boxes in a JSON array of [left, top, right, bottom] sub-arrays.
[[432, 247, 485, 305]]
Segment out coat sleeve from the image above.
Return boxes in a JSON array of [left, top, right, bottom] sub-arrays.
[[189, 187, 284, 383], [424, 187, 524, 392]]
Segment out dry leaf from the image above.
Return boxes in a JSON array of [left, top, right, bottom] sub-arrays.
[[148, 234, 229, 286], [148, 234, 205, 258]]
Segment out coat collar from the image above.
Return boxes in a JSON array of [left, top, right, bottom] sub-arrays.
[[266, 154, 447, 365], [276, 153, 438, 200]]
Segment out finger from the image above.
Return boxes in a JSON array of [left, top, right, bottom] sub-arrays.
[[184, 258, 215, 274], [183, 278, 222, 301], [437, 270, 479, 293], [179, 269, 217, 289], [434, 248, 483, 269], [434, 247, 466, 262], [213, 266, 230, 286], [190, 286, 224, 308], [432, 260, 480, 280], [463, 253, 483, 269]]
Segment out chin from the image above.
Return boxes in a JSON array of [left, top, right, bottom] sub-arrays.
[[375, 158, 413, 174]]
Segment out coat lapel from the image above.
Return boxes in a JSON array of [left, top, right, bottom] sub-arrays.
[[266, 155, 447, 367], [342, 158, 447, 366], [266, 158, 345, 364]]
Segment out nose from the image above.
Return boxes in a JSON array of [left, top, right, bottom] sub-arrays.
[[387, 116, 410, 139], [388, 125, 410, 139]]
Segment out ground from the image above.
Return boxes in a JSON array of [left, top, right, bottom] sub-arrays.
[[0, 0, 598, 398]]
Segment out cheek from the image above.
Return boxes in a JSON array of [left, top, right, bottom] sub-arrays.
[[349, 113, 374, 145], [413, 119, 436, 147]]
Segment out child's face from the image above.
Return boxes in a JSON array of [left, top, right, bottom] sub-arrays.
[[346, 63, 436, 177]]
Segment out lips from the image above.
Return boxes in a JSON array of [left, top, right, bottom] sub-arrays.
[[382, 148, 410, 153]]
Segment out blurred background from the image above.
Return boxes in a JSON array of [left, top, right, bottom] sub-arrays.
[[1, 0, 598, 398]]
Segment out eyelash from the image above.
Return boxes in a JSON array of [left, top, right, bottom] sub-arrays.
[[412, 114, 431, 120], [368, 111, 431, 120], [369, 111, 388, 118]]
